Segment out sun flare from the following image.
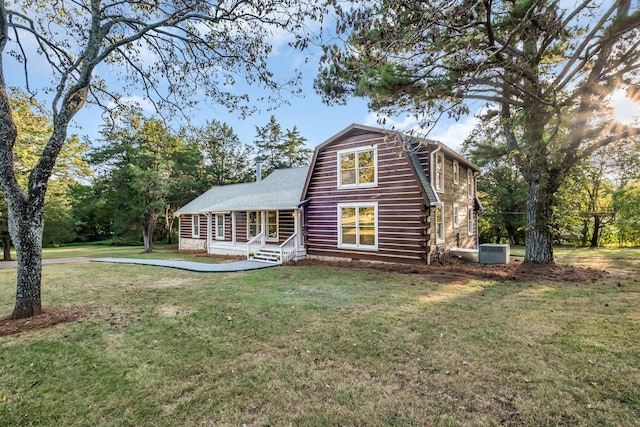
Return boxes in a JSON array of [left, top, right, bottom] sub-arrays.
[[611, 89, 640, 125]]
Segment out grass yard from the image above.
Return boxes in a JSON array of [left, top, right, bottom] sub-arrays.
[[0, 249, 638, 426]]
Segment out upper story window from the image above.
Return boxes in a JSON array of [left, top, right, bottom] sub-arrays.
[[192, 214, 200, 238], [453, 160, 459, 185], [435, 152, 444, 192], [337, 146, 377, 189], [467, 169, 473, 198]]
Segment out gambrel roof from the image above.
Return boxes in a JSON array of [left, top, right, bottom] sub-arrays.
[[175, 166, 310, 215]]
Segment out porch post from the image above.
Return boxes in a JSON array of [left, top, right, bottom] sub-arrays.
[[294, 208, 300, 250], [206, 213, 212, 253], [232, 212, 237, 244]]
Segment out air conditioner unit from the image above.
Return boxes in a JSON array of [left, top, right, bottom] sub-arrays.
[[479, 244, 510, 264]]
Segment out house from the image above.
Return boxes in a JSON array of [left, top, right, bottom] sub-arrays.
[[176, 124, 481, 265], [175, 166, 309, 263]]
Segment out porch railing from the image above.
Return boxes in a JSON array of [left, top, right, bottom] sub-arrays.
[[247, 231, 265, 259], [279, 233, 298, 263]]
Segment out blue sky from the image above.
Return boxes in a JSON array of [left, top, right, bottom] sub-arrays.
[[5, 3, 638, 157]]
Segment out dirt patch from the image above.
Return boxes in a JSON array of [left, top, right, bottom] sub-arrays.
[[292, 257, 613, 285], [0, 306, 87, 338]]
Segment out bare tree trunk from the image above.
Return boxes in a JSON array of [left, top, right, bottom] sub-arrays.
[[9, 205, 44, 318], [590, 215, 601, 248], [524, 180, 554, 264], [143, 207, 155, 253], [165, 205, 173, 245], [2, 234, 11, 261]]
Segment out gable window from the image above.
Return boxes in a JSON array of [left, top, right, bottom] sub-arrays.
[[468, 206, 474, 236], [467, 169, 473, 198], [435, 152, 444, 192], [453, 204, 459, 228], [192, 214, 200, 238], [435, 204, 444, 243], [338, 146, 377, 188], [215, 214, 225, 240], [247, 211, 260, 238], [453, 160, 459, 184], [267, 211, 278, 241], [338, 203, 378, 249]]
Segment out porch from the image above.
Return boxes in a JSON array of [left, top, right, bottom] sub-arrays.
[[204, 208, 307, 265]]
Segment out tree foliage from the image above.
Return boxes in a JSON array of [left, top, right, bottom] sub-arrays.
[[254, 115, 311, 175], [317, 0, 640, 263], [194, 120, 255, 186]]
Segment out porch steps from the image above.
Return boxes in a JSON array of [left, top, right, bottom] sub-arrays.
[[252, 247, 281, 264]]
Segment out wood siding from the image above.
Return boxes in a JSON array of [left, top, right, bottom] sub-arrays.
[[179, 215, 207, 240], [305, 132, 430, 264]]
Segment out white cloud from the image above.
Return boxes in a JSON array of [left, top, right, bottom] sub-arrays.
[[362, 111, 479, 153]]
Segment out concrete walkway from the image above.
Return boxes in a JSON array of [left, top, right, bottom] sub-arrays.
[[0, 257, 277, 272]]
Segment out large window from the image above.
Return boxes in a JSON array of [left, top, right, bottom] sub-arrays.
[[247, 211, 260, 239], [468, 206, 474, 236], [192, 214, 200, 238], [338, 203, 378, 249], [435, 204, 444, 243], [435, 152, 444, 192], [338, 146, 377, 188], [215, 214, 225, 240], [266, 211, 278, 241]]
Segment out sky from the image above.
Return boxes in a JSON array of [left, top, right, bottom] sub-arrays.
[[4, 2, 639, 158]]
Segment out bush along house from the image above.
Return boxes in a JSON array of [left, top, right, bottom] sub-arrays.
[[176, 124, 481, 265]]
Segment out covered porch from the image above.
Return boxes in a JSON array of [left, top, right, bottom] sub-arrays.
[[203, 208, 306, 264]]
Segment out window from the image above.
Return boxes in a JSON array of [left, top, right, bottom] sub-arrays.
[[435, 152, 444, 192], [191, 215, 200, 238], [435, 204, 444, 243], [453, 204, 459, 228], [338, 146, 377, 188], [247, 211, 260, 238], [266, 211, 278, 241], [215, 214, 225, 240], [338, 203, 378, 249], [468, 206, 474, 236], [453, 160, 459, 184], [467, 169, 473, 198]]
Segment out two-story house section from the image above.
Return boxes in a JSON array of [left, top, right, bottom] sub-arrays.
[[301, 124, 481, 265]]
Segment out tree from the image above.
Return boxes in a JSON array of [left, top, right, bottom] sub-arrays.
[[1, 91, 91, 252], [316, 0, 640, 263], [254, 115, 311, 175], [195, 120, 255, 185], [0, 0, 317, 319], [91, 113, 197, 252], [463, 131, 527, 245]]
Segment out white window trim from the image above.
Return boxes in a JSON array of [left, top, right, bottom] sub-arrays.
[[192, 214, 200, 238], [247, 211, 261, 239], [435, 204, 445, 243], [467, 169, 473, 199], [453, 204, 459, 229], [467, 206, 474, 236], [453, 160, 459, 185], [215, 214, 225, 240], [266, 210, 279, 242], [337, 146, 378, 189], [337, 202, 378, 250], [435, 152, 445, 193]]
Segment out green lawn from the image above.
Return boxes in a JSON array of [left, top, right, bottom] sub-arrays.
[[0, 248, 638, 426]]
